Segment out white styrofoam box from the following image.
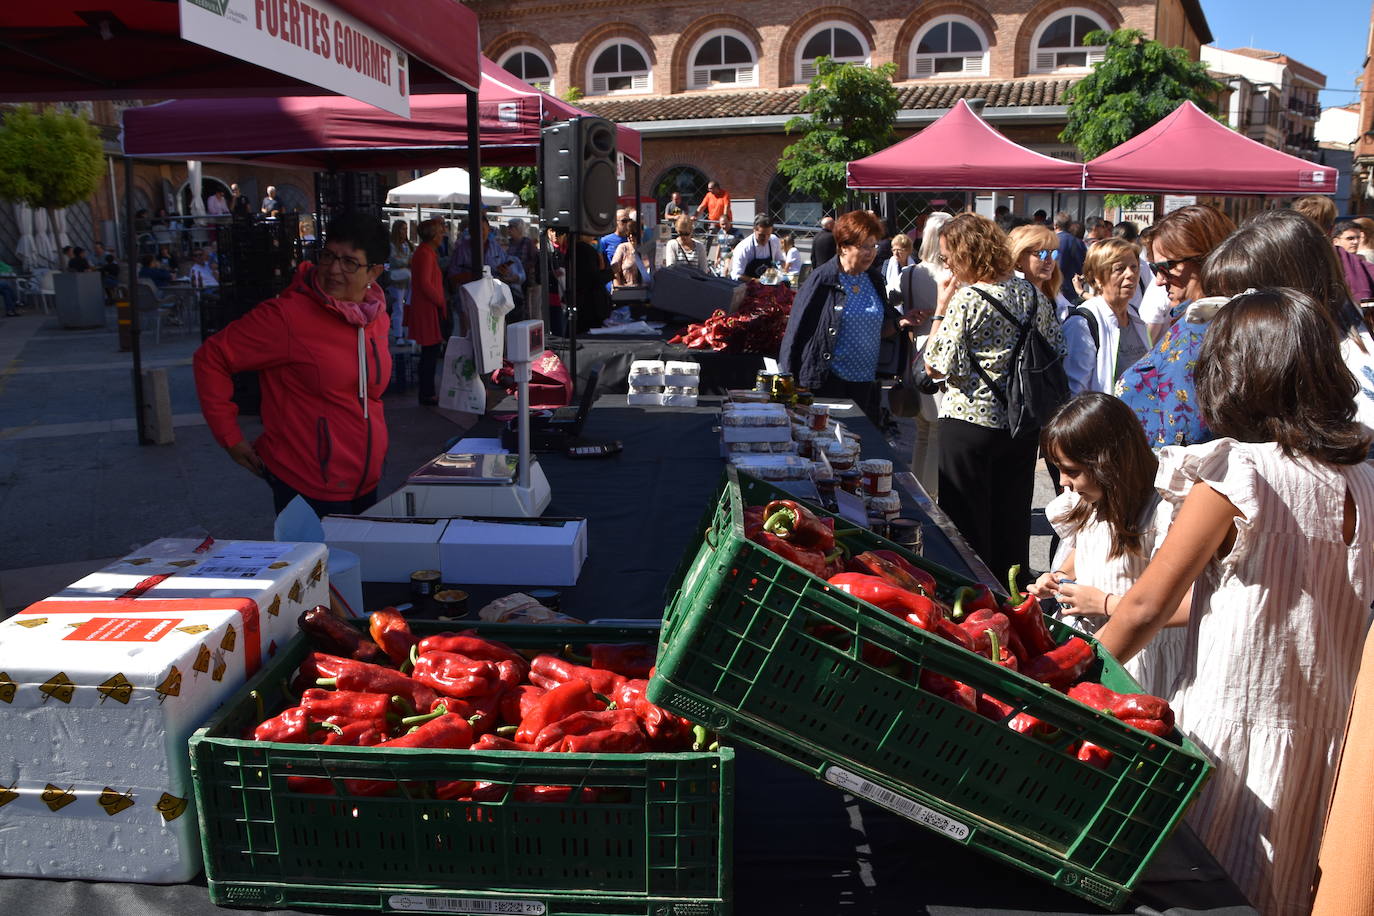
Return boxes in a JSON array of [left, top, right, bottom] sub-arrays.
[[728, 454, 814, 481], [439, 517, 588, 586], [627, 359, 665, 388], [627, 391, 661, 407], [663, 361, 700, 388], [0, 538, 328, 882], [321, 515, 446, 584], [660, 393, 698, 407], [720, 424, 792, 443]]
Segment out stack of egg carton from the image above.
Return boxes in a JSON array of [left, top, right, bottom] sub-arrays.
[[721, 401, 800, 475], [627, 359, 701, 407]]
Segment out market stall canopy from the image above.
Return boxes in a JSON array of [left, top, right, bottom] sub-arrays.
[[846, 99, 1085, 191], [0, 1, 480, 100], [387, 168, 518, 208], [1083, 101, 1335, 196], [121, 56, 644, 169]]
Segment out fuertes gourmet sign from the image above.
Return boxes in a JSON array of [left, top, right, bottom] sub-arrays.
[[179, 0, 410, 116]]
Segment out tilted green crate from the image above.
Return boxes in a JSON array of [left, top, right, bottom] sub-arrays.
[[648, 468, 1211, 910], [191, 622, 732, 915]]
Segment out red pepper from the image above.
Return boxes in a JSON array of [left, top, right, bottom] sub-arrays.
[[411, 651, 502, 698], [368, 607, 418, 668], [1121, 717, 1173, 737], [553, 724, 648, 754], [528, 654, 625, 696], [919, 671, 977, 713], [515, 679, 607, 745], [315, 657, 438, 713], [1004, 565, 1058, 657], [745, 505, 831, 578], [1022, 636, 1095, 689], [1076, 741, 1114, 769], [533, 707, 643, 752], [515, 785, 602, 803], [415, 631, 529, 677], [631, 698, 694, 751], [434, 690, 505, 736], [435, 780, 478, 800], [827, 572, 943, 631], [586, 643, 656, 679], [299, 688, 399, 724], [470, 734, 531, 752], [613, 678, 649, 708], [500, 684, 547, 724], [298, 606, 387, 664], [252, 706, 343, 743], [762, 499, 835, 552], [1008, 712, 1060, 740], [344, 713, 478, 796], [869, 550, 939, 595], [950, 584, 999, 620], [848, 551, 934, 598], [976, 693, 1015, 720], [1066, 682, 1174, 726], [319, 717, 389, 747]]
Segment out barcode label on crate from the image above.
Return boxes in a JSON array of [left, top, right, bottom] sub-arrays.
[[387, 896, 546, 915], [183, 564, 267, 579], [824, 765, 970, 841]]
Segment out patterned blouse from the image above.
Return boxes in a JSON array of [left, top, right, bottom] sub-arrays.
[[924, 277, 1065, 430], [1115, 311, 1214, 449]]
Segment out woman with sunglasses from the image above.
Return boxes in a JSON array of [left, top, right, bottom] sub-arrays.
[[1007, 223, 1071, 318], [194, 212, 392, 517], [664, 215, 706, 272], [1115, 204, 1235, 449]]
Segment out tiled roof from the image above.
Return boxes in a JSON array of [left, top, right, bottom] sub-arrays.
[[1224, 46, 1282, 61], [577, 78, 1075, 123]]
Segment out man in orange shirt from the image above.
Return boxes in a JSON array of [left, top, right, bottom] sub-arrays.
[[695, 180, 733, 228]]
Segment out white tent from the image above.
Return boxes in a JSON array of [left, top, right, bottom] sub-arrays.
[[385, 168, 518, 208]]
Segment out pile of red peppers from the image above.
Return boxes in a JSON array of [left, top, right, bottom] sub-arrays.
[[743, 500, 1176, 771], [667, 282, 794, 352], [255, 606, 712, 800]]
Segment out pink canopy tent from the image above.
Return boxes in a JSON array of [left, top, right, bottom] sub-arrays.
[[1084, 101, 1334, 196], [846, 100, 1085, 191], [122, 56, 643, 168]]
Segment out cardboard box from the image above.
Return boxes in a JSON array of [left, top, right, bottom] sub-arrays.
[[0, 538, 328, 882], [439, 517, 588, 586], [320, 515, 446, 584]]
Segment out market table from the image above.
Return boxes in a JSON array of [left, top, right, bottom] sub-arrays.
[[549, 332, 767, 395], [0, 397, 1256, 915]]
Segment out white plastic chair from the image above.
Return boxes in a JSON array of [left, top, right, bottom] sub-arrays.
[[17, 269, 55, 313]]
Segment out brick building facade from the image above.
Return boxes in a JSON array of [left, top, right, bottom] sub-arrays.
[[469, 0, 1211, 222]]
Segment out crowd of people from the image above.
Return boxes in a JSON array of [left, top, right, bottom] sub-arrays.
[[782, 196, 1374, 915]]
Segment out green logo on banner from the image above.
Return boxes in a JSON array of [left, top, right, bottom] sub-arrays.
[[187, 0, 230, 16]]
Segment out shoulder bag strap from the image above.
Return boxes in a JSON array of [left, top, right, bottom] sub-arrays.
[[963, 284, 1034, 406]]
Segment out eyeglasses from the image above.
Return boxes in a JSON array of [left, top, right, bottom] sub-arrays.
[[1147, 256, 1197, 275], [617, 217, 632, 223], [318, 250, 371, 273], [936, 253, 949, 265], [1033, 249, 1060, 262]]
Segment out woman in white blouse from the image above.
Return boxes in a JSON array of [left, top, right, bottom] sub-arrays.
[[1063, 238, 1148, 395], [882, 233, 916, 301], [777, 231, 803, 277], [664, 215, 706, 272]]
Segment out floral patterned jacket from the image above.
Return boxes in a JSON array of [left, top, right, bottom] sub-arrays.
[[1115, 304, 1215, 449]]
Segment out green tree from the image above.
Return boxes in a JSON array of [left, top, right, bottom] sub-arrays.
[[778, 58, 899, 211], [1061, 28, 1222, 163], [481, 166, 538, 208], [0, 104, 104, 212]]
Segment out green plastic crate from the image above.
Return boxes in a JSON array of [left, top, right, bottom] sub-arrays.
[[190, 622, 732, 915], [648, 469, 1211, 910]]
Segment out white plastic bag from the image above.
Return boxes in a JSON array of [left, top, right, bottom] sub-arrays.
[[460, 268, 514, 375], [438, 333, 486, 414]]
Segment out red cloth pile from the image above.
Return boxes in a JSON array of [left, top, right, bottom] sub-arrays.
[[668, 282, 794, 352]]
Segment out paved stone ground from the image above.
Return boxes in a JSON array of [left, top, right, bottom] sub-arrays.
[[0, 300, 1057, 612]]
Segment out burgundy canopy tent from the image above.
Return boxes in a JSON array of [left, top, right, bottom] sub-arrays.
[[0, 1, 481, 444], [846, 100, 1085, 191], [121, 56, 644, 168], [1083, 101, 1335, 196]]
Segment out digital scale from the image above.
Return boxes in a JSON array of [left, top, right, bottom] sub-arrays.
[[372, 320, 552, 518]]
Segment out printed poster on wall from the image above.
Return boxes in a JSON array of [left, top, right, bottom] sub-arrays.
[[178, 0, 410, 117]]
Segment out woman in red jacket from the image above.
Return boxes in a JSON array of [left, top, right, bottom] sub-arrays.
[[409, 217, 447, 405], [194, 212, 392, 516]]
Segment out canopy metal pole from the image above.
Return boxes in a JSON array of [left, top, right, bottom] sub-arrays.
[[125, 157, 148, 445], [466, 89, 482, 280]]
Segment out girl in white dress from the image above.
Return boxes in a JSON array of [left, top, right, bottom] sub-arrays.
[[1029, 393, 1190, 698], [1095, 288, 1374, 915]]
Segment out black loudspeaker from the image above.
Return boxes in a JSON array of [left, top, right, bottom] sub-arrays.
[[541, 116, 617, 235]]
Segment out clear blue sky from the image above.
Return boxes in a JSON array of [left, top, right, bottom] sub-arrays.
[[1201, 0, 1370, 108]]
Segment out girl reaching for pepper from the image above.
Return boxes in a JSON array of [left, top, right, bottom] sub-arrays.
[[1028, 393, 1190, 699], [1093, 288, 1374, 916]]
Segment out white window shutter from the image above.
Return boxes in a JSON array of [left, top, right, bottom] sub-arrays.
[[592, 76, 608, 93], [801, 60, 818, 81], [1087, 49, 1105, 65], [693, 68, 709, 88], [631, 73, 649, 91], [913, 57, 935, 77], [966, 54, 986, 75], [742, 64, 758, 86], [1035, 50, 1056, 71]]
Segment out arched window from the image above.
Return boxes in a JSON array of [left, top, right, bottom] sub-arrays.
[[765, 172, 825, 227], [797, 24, 868, 82], [588, 40, 652, 94], [500, 48, 554, 93], [1030, 10, 1108, 72], [654, 166, 710, 216], [690, 30, 758, 89], [911, 17, 989, 78]]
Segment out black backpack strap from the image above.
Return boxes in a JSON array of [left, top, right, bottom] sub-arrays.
[[1069, 306, 1100, 350], [963, 285, 1032, 407]]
